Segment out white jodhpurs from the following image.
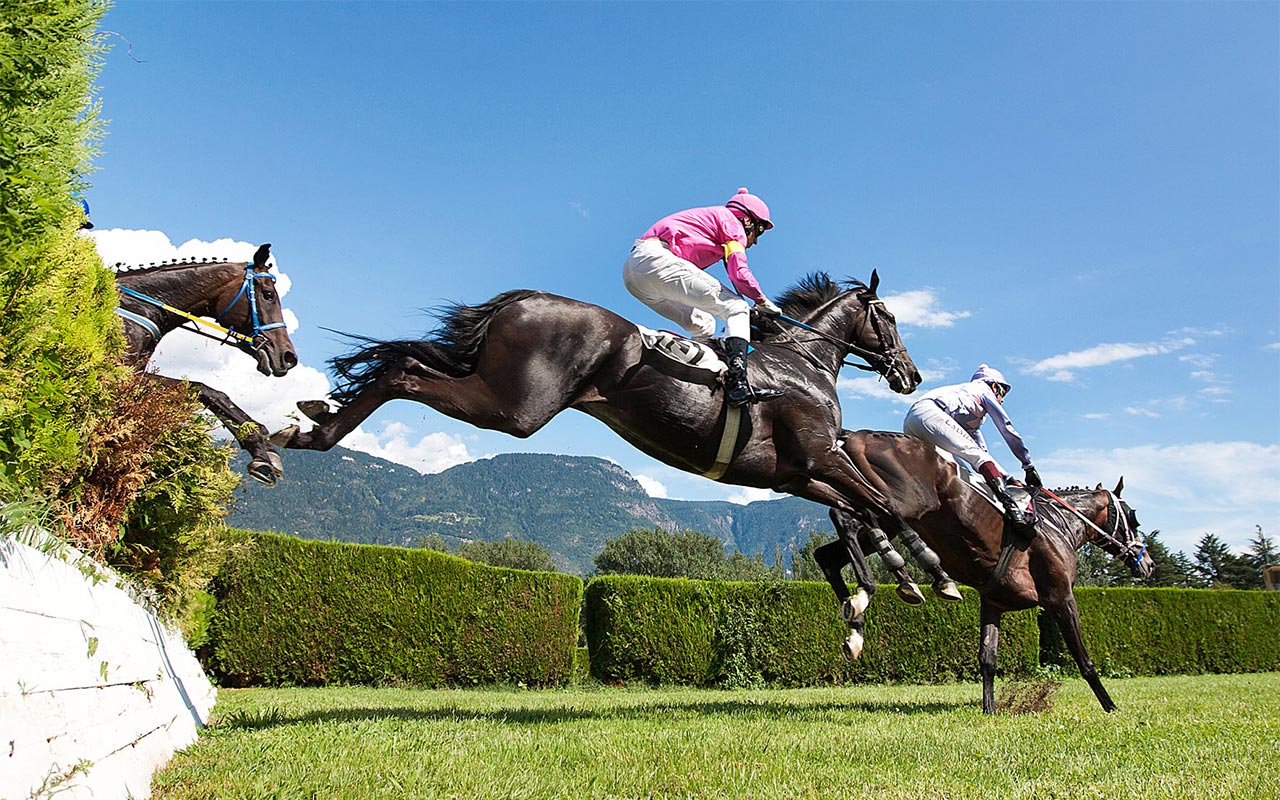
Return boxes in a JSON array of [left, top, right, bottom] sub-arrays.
[[622, 238, 751, 339], [903, 398, 1000, 475]]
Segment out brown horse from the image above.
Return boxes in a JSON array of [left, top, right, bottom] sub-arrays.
[[271, 272, 920, 527], [823, 429, 1153, 713], [113, 244, 298, 485]]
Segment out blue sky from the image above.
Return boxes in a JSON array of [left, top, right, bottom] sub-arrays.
[[86, 2, 1278, 556]]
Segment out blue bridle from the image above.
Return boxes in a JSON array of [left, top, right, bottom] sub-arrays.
[[117, 266, 285, 350]]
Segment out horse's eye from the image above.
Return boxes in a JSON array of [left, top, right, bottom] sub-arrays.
[[261, 288, 277, 302]]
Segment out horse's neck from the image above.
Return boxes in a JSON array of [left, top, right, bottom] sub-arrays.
[[801, 291, 867, 370], [121, 263, 238, 321], [1056, 492, 1107, 551]]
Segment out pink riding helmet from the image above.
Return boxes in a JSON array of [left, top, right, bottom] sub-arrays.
[[971, 364, 1012, 393], [725, 188, 773, 230]]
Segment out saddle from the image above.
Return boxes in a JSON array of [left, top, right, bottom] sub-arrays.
[[636, 326, 727, 376]]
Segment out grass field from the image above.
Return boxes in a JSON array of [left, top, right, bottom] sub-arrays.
[[152, 673, 1279, 800]]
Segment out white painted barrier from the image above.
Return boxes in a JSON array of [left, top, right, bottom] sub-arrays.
[[1, 527, 216, 799]]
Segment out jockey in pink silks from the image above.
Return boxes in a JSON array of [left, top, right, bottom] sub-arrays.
[[622, 188, 784, 407], [903, 364, 1044, 532]]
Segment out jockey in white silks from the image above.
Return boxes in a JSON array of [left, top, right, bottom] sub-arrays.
[[903, 364, 1044, 532], [622, 188, 784, 407]]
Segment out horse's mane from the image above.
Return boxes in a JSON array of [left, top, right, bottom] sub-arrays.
[[753, 272, 868, 340], [109, 257, 243, 275]]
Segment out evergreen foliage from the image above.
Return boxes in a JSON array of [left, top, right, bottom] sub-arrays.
[[0, 5, 247, 635], [208, 530, 583, 687], [583, 575, 1039, 688], [1039, 587, 1280, 675], [0, 0, 115, 500], [593, 526, 780, 581], [451, 536, 559, 572], [1192, 532, 1258, 589]]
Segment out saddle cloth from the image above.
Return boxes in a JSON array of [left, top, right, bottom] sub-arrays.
[[934, 447, 1036, 520], [637, 326, 727, 375]]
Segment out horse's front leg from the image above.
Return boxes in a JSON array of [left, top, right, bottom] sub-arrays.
[[1043, 589, 1116, 713], [979, 599, 1002, 714], [271, 358, 427, 451], [153, 375, 283, 486]]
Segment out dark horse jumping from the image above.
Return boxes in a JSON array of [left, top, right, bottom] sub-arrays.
[[821, 429, 1153, 713], [271, 272, 922, 528], [113, 244, 298, 486]]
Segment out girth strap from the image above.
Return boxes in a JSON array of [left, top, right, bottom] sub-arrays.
[[701, 403, 741, 481]]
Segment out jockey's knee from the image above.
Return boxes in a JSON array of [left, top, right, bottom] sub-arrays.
[[686, 309, 717, 338]]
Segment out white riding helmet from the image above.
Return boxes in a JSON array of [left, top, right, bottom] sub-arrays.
[[971, 364, 1011, 393]]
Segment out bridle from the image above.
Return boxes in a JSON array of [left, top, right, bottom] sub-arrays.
[[117, 265, 286, 352], [773, 291, 908, 380], [1040, 487, 1148, 571]]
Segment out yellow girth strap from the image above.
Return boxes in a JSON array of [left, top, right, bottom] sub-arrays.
[[722, 240, 746, 261]]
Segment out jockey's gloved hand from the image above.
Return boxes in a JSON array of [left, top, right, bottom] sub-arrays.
[[1024, 466, 1043, 489], [757, 298, 782, 318]]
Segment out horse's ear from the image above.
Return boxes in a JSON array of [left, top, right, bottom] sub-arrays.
[[1114, 476, 1124, 496], [869, 269, 880, 294], [252, 243, 271, 269], [1094, 482, 1103, 490]]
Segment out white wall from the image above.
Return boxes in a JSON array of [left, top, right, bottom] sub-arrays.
[[1, 528, 216, 799]]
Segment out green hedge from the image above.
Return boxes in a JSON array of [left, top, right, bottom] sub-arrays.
[[1040, 587, 1280, 676], [583, 576, 1038, 687], [207, 530, 583, 687]]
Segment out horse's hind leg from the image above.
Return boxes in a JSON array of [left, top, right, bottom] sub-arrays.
[[891, 522, 962, 603], [277, 356, 571, 451]]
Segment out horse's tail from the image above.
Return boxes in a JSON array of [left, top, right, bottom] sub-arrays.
[[329, 289, 541, 404]]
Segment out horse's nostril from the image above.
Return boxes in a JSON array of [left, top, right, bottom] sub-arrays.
[[283, 351, 298, 368]]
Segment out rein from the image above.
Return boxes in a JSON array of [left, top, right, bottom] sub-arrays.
[[774, 301, 903, 376], [1038, 487, 1144, 562], [117, 267, 285, 349]]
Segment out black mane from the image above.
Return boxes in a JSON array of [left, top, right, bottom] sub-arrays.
[[753, 272, 868, 340], [108, 257, 242, 275]]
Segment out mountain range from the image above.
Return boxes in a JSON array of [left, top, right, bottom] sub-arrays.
[[228, 447, 835, 574]]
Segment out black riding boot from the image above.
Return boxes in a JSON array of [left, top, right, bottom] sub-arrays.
[[723, 336, 783, 407], [985, 475, 1032, 535]]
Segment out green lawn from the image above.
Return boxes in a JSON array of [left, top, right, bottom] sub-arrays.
[[153, 673, 1279, 800]]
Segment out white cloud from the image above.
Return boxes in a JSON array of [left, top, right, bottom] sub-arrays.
[[726, 486, 781, 505], [635, 474, 669, 498], [1026, 337, 1196, 382], [1266, 342, 1280, 351], [1039, 441, 1280, 554], [1123, 406, 1160, 418], [341, 423, 473, 475], [881, 289, 971, 328]]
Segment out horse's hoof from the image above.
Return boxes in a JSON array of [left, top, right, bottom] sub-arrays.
[[247, 457, 280, 487], [896, 582, 926, 606], [297, 399, 332, 422], [842, 631, 864, 662], [933, 580, 963, 603], [268, 425, 299, 447], [840, 589, 869, 624]]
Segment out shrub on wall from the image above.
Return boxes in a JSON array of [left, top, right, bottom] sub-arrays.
[[1040, 587, 1280, 676], [584, 576, 1038, 687], [208, 530, 583, 687]]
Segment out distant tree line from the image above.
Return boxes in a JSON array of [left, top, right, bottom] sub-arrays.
[[430, 522, 1277, 592]]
